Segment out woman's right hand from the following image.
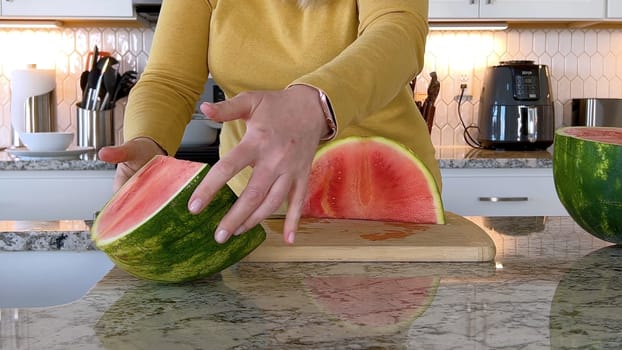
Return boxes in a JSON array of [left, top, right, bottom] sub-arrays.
[[98, 137, 166, 192]]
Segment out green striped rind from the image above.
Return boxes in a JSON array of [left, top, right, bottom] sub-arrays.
[[91, 162, 266, 283], [553, 127, 622, 243], [314, 136, 445, 224]]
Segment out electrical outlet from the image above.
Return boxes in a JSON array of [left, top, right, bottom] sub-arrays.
[[454, 82, 473, 103], [459, 73, 470, 84]]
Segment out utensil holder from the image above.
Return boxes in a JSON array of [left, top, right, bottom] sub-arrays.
[[76, 103, 114, 150]]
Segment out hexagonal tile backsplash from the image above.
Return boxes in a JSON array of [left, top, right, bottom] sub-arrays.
[[1, 26, 621, 148]]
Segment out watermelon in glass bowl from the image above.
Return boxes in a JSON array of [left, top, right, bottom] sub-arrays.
[[553, 126, 622, 244]]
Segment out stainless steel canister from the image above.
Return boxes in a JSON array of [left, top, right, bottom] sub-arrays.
[[570, 98, 622, 127], [10, 90, 56, 147], [76, 104, 114, 150]]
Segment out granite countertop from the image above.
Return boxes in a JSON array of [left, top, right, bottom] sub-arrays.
[[1, 216, 620, 349], [435, 145, 553, 169], [0, 150, 115, 171], [1, 146, 552, 171]]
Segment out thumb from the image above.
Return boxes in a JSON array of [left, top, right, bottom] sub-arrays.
[[199, 92, 254, 123], [98, 144, 130, 164], [98, 137, 164, 164]]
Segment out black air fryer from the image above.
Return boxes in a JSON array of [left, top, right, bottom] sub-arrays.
[[477, 60, 555, 150]]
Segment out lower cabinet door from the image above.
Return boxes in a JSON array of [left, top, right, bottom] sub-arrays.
[[440, 168, 568, 217], [0, 171, 114, 221]]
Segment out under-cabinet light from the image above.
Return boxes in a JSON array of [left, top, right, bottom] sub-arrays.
[[0, 20, 63, 29], [429, 22, 508, 31]]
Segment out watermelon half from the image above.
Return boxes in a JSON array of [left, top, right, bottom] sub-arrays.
[[303, 136, 445, 224], [553, 126, 622, 243], [91, 155, 266, 283]]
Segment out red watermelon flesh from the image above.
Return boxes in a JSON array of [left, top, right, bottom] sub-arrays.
[[95, 156, 204, 242], [303, 136, 445, 224], [305, 276, 439, 327], [562, 127, 622, 145]]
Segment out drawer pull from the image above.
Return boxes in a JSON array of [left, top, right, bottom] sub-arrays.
[[478, 196, 528, 202]]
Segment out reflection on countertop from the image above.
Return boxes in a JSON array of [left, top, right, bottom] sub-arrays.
[[0, 215, 618, 349]]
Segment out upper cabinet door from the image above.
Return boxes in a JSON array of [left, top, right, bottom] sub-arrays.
[[429, 0, 479, 19], [0, 0, 133, 18], [479, 0, 606, 20], [429, 0, 607, 20], [608, 0, 622, 18]]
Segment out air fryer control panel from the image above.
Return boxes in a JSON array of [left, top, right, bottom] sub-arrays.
[[512, 67, 540, 100]]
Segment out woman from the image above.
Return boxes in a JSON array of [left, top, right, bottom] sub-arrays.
[[99, 0, 440, 245]]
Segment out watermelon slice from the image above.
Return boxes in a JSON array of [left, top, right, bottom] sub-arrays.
[[305, 276, 439, 329], [553, 126, 622, 244], [91, 155, 266, 283], [303, 136, 445, 224]]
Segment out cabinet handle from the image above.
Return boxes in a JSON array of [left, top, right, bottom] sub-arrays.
[[478, 196, 529, 202], [469, 0, 475, 4], [486, 0, 492, 4]]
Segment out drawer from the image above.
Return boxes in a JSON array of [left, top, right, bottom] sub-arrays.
[[440, 168, 568, 217], [0, 170, 114, 221]]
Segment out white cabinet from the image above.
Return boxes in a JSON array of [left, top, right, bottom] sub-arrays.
[[0, 170, 115, 221], [480, 0, 605, 20], [429, 0, 479, 19], [607, 1, 622, 18], [440, 168, 568, 217], [0, 0, 133, 19], [429, 0, 606, 20]]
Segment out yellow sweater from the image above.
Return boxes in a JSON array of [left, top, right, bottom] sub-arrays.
[[123, 0, 441, 195]]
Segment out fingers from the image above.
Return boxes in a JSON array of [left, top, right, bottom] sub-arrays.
[[199, 92, 255, 123], [98, 137, 164, 164], [282, 178, 308, 244], [187, 140, 256, 216], [224, 174, 292, 243], [97, 145, 129, 164]]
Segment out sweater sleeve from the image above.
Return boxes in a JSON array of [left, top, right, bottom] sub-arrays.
[[291, 0, 429, 138], [123, 0, 213, 155]]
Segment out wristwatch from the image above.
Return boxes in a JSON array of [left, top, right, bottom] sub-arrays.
[[318, 89, 336, 141]]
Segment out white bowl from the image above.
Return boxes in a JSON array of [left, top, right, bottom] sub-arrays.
[[180, 114, 222, 148], [20, 132, 74, 152]]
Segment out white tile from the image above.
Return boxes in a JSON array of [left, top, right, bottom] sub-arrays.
[[533, 31, 546, 56], [519, 30, 534, 57], [597, 30, 610, 53], [571, 30, 586, 56], [564, 53, 579, 80], [590, 52, 604, 79], [583, 76, 598, 97], [577, 53, 590, 79], [570, 77, 585, 98], [558, 30, 572, 55], [604, 53, 617, 79], [584, 30, 598, 55], [545, 30, 559, 55], [596, 77, 610, 97]]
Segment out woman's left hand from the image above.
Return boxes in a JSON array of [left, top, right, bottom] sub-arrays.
[[187, 84, 330, 245]]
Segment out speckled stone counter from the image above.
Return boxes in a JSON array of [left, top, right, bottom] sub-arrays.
[[0, 146, 552, 171], [0, 150, 115, 171], [435, 145, 553, 169], [2, 216, 620, 349]]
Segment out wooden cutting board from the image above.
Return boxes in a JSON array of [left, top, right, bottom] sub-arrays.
[[244, 212, 496, 263]]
